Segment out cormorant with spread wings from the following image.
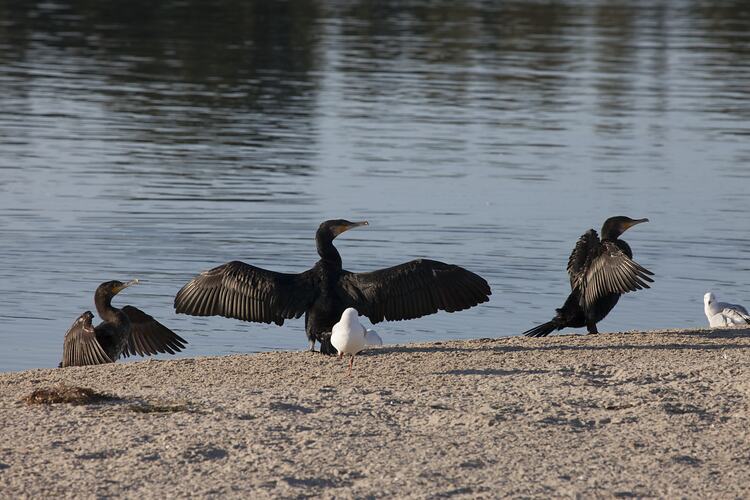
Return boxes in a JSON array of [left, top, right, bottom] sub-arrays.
[[523, 216, 654, 337], [174, 219, 491, 354], [61, 280, 187, 367]]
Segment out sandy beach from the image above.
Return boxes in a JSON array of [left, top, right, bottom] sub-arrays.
[[1, 328, 749, 499]]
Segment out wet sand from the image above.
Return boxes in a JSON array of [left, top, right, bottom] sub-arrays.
[[1, 328, 749, 498]]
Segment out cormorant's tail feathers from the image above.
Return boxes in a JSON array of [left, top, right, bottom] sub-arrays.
[[522, 320, 559, 338]]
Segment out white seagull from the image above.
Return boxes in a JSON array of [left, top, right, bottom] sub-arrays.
[[704, 292, 750, 328], [330, 308, 382, 375]]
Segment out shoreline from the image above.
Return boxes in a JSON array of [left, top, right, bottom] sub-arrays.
[[1, 328, 749, 498]]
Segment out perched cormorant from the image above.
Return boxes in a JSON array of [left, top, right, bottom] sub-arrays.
[[331, 308, 382, 375], [523, 216, 654, 337], [61, 280, 188, 367], [704, 292, 750, 327], [174, 219, 491, 354]]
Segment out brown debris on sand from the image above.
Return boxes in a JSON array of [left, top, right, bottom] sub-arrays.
[[21, 385, 118, 405]]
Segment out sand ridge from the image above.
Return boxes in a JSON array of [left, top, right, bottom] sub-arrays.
[[1, 328, 749, 498]]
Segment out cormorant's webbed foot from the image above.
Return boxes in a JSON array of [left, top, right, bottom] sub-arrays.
[[586, 322, 599, 335]]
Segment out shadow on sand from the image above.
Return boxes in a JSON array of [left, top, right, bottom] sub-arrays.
[[374, 328, 750, 356]]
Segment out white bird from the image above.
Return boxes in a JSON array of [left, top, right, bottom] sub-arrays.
[[330, 308, 382, 375], [704, 292, 750, 328]]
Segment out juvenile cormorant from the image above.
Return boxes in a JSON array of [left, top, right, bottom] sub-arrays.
[[523, 216, 654, 337], [61, 280, 188, 367], [704, 292, 750, 327], [174, 219, 491, 354], [331, 308, 382, 375]]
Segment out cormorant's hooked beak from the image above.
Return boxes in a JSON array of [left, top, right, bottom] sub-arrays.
[[113, 279, 140, 294], [625, 218, 649, 230], [334, 220, 369, 236]]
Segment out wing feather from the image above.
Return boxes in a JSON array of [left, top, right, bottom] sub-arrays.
[[721, 307, 750, 324], [722, 302, 749, 316], [174, 261, 317, 325], [337, 259, 491, 324], [61, 312, 113, 367], [567, 229, 600, 290], [121, 306, 188, 357], [579, 241, 654, 311]]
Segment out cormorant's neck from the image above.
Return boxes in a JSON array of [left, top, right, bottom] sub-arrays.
[[316, 230, 342, 267], [600, 224, 623, 241], [601, 230, 621, 241], [95, 292, 120, 323]]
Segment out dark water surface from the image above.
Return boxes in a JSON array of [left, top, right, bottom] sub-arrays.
[[1, 1, 749, 372]]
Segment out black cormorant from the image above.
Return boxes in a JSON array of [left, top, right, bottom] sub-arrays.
[[61, 280, 188, 367], [523, 216, 654, 337], [174, 219, 491, 354]]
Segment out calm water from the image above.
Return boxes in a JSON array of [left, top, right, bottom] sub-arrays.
[[1, 1, 749, 372]]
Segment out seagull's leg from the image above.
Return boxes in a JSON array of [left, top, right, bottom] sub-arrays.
[[308, 339, 316, 352], [348, 355, 354, 377], [586, 321, 598, 335]]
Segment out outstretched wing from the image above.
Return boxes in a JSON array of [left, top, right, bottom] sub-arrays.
[[174, 261, 318, 325], [337, 259, 491, 324], [567, 229, 600, 290], [61, 312, 113, 367], [577, 240, 654, 311], [121, 306, 188, 358]]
